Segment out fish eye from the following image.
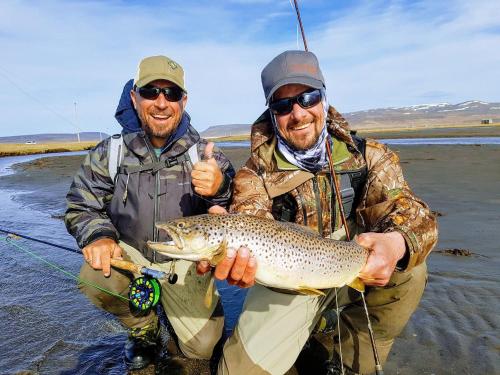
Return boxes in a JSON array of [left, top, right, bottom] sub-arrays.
[[177, 222, 185, 228]]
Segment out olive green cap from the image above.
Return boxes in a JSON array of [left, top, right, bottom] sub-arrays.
[[134, 55, 186, 92]]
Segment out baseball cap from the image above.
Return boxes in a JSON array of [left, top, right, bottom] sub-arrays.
[[134, 55, 186, 92], [261, 50, 325, 104]]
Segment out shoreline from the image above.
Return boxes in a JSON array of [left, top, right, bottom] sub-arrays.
[[0, 141, 97, 157], [3, 125, 500, 157], [206, 123, 500, 142]]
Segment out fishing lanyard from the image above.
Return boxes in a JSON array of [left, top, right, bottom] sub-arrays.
[[326, 139, 384, 375]]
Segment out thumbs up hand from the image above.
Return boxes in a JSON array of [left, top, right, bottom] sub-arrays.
[[191, 142, 224, 197]]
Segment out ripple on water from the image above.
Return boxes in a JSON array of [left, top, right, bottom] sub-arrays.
[[387, 271, 500, 375]]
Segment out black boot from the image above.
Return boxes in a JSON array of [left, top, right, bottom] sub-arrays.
[[124, 336, 157, 370], [324, 356, 360, 375]]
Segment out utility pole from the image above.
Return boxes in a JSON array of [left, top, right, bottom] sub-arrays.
[[74, 101, 80, 143]]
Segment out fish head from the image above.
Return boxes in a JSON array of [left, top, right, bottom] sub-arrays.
[[148, 218, 226, 264]]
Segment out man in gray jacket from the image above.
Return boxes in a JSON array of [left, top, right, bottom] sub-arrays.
[[65, 55, 236, 371]]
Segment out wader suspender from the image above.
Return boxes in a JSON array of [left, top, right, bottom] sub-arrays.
[[107, 134, 199, 181], [108, 134, 124, 182]]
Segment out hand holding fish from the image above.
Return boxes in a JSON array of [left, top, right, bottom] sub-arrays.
[[151, 214, 369, 294], [196, 246, 257, 288], [191, 142, 223, 196], [82, 238, 123, 277], [214, 246, 257, 288], [356, 231, 406, 286]]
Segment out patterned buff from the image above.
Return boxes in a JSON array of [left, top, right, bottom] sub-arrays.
[[272, 91, 330, 172]]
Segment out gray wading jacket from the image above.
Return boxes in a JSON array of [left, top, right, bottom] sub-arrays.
[[65, 125, 235, 262]]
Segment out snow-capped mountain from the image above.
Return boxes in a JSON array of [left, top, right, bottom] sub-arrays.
[[200, 101, 500, 137], [345, 101, 500, 129]]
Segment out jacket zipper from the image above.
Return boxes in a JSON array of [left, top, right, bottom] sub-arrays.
[[144, 140, 160, 243], [312, 176, 323, 235]]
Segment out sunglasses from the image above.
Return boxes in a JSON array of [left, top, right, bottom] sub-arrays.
[[269, 89, 322, 116], [137, 85, 184, 102]]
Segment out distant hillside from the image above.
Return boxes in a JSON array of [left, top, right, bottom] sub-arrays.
[[200, 124, 251, 138], [0, 132, 109, 143], [201, 100, 500, 138], [346, 101, 500, 130]]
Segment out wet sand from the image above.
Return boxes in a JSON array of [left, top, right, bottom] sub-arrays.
[[0, 143, 499, 374]]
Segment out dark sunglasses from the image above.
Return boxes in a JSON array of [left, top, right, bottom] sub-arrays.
[[136, 85, 184, 102], [269, 89, 322, 116]]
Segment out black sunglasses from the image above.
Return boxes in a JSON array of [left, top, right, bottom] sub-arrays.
[[269, 89, 323, 116], [137, 85, 184, 102]]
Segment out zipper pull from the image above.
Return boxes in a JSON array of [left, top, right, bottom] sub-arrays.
[[122, 173, 130, 204]]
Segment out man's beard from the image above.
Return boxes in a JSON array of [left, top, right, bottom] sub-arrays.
[[287, 133, 320, 151], [142, 122, 174, 139]]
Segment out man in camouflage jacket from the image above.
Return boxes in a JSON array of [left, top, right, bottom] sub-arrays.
[[216, 51, 437, 375], [65, 55, 235, 371]]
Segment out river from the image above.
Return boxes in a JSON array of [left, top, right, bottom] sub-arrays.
[[0, 140, 499, 374]]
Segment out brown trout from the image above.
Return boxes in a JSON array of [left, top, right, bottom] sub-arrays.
[[148, 214, 368, 294]]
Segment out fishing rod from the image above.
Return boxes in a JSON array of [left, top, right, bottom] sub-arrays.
[[292, 0, 308, 51], [0, 227, 173, 315], [0, 227, 166, 279], [289, 2, 384, 374]]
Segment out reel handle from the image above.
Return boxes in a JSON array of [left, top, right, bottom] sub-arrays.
[[110, 258, 167, 280]]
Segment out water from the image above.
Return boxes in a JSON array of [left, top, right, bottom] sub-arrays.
[[0, 151, 87, 177], [1, 143, 499, 374], [379, 136, 500, 145], [0, 152, 246, 374], [216, 136, 500, 148]]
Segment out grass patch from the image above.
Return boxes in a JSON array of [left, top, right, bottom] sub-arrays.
[[0, 141, 97, 157], [207, 134, 251, 142]]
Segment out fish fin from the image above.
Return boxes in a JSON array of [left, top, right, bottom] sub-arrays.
[[204, 277, 215, 309], [209, 235, 228, 266], [348, 277, 365, 292], [297, 287, 326, 296]]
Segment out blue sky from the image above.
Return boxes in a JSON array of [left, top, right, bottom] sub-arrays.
[[0, 0, 499, 136]]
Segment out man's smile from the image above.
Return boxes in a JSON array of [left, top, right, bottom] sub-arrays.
[[289, 121, 312, 131], [151, 114, 171, 121]]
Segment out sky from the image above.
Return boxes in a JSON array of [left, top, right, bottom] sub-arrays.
[[0, 0, 499, 137]]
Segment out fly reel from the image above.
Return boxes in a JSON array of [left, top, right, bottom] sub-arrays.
[[128, 276, 161, 316]]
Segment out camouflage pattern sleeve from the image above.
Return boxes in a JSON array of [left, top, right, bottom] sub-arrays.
[[229, 159, 275, 219], [357, 140, 438, 271], [64, 139, 119, 249]]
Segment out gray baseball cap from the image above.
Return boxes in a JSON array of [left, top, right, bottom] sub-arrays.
[[261, 50, 325, 104]]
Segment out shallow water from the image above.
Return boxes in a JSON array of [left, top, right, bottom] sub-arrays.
[[0, 146, 499, 374], [0, 153, 246, 374]]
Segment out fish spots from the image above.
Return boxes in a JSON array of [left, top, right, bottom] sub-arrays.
[[159, 214, 368, 289]]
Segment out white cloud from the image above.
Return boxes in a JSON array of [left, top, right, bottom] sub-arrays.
[[0, 0, 498, 136], [309, 0, 500, 112]]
